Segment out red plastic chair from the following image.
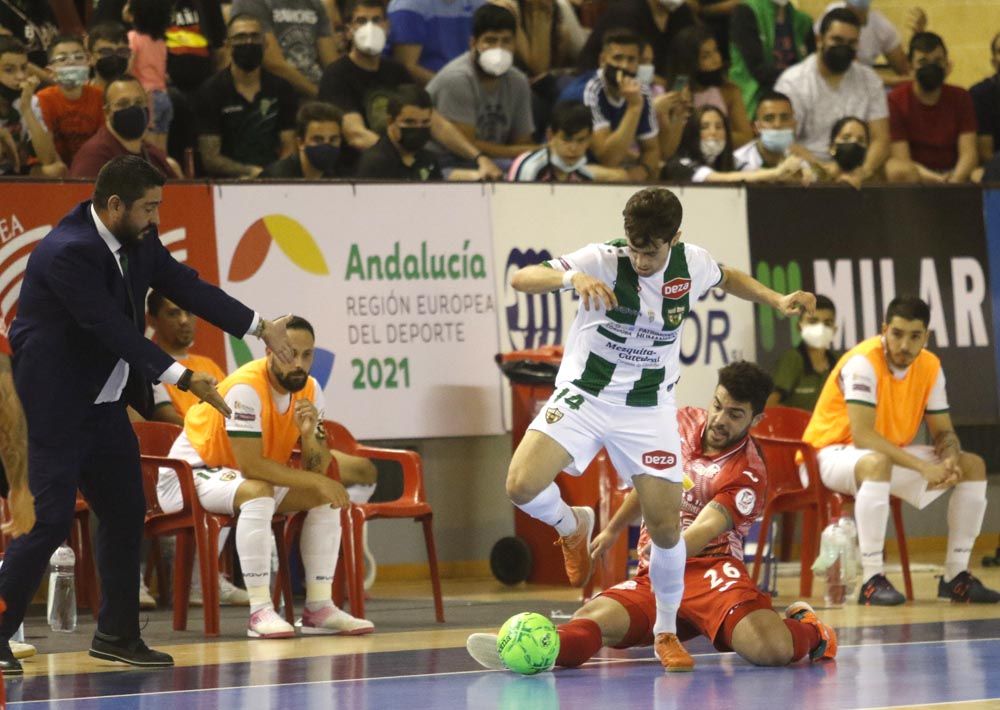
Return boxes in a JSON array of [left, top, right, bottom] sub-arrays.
[[327, 420, 445, 623], [133, 421, 292, 636], [754, 406, 914, 601]]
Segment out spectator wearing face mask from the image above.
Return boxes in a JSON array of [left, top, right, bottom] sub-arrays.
[[427, 4, 536, 161], [820, 115, 869, 185], [766, 294, 839, 411], [774, 8, 888, 186], [86, 21, 132, 91], [0, 35, 64, 177], [36, 35, 103, 166], [665, 25, 753, 148], [508, 100, 626, 182], [584, 29, 659, 179], [662, 104, 802, 183], [970, 32, 1000, 170], [262, 101, 346, 178], [733, 89, 801, 172], [388, 0, 488, 86], [69, 74, 182, 178], [814, 1, 927, 87], [357, 84, 443, 179], [729, 0, 815, 119], [196, 14, 297, 178], [885, 33, 978, 184], [319, 0, 502, 178], [576, 0, 696, 79]]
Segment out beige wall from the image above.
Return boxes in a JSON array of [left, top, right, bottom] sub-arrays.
[[797, 0, 999, 88]]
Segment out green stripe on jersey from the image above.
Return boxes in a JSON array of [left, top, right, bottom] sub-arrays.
[[661, 243, 692, 332], [597, 325, 627, 343], [607, 255, 640, 326], [626, 367, 666, 407], [572, 352, 617, 396]]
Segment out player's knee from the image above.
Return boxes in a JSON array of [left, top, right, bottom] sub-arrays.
[[855, 452, 892, 482], [505, 464, 541, 505], [240, 479, 275, 501], [645, 519, 681, 549], [732, 615, 792, 667], [959, 452, 986, 481], [340, 458, 378, 487]]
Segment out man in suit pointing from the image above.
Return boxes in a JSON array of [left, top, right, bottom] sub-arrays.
[[0, 155, 294, 672]]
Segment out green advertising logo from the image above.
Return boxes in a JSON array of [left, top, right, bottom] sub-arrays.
[[755, 260, 803, 352]]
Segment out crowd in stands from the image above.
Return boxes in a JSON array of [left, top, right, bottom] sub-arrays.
[[0, 0, 998, 185]]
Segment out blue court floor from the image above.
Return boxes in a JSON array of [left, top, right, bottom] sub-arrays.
[[5, 617, 999, 709]]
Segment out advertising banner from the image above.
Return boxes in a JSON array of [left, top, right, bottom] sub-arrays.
[[213, 183, 504, 439], [749, 187, 996, 422], [490, 184, 754, 412], [0, 182, 222, 362]]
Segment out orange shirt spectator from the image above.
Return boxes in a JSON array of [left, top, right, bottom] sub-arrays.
[[36, 84, 104, 164]]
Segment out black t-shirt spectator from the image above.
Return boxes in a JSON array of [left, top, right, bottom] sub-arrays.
[[261, 153, 346, 178], [197, 67, 297, 168], [356, 133, 442, 181], [970, 75, 1000, 153], [0, 1, 59, 67], [319, 55, 412, 133], [93, 0, 227, 94], [577, 0, 696, 77]]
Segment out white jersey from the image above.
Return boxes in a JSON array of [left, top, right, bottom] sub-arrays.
[[547, 240, 722, 406]]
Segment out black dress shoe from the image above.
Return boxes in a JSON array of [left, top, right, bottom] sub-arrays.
[[0, 641, 24, 674], [89, 632, 173, 668]]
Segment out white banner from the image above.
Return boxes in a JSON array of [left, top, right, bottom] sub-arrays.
[[213, 184, 504, 439], [490, 184, 754, 415]]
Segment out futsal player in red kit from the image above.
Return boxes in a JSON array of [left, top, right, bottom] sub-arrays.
[[469, 362, 837, 671]]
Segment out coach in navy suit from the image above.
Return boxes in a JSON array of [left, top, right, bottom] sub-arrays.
[[0, 156, 293, 672]]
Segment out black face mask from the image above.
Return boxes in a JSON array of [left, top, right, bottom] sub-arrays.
[[304, 143, 341, 174], [602, 65, 635, 91], [833, 141, 866, 172], [95, 55, 128, 82], [232, 43, 264, 72], [695, 68, 724, 87], [915, 63, 945, 92], [398, 125, 430, 153], [823, 44, 856, 74], [111, 105, 149, 140]]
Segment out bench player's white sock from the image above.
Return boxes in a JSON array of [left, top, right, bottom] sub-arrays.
[[855, 480, 891, 582], [348, 483, 376, 505], [650, 537, 685, 636], [301, 504, 341, 611], [945, 480, 987, 582], [236, 496, 276, 612], [514, 482, 577, 537]]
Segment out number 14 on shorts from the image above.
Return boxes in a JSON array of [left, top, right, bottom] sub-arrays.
[[553, 388, 585, 410]]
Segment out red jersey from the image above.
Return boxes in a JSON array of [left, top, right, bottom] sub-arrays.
[[637, 407, 767, 571], [0, 311, 10, 355]]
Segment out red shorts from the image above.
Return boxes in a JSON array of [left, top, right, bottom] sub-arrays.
[[598, 556, 773, 652]]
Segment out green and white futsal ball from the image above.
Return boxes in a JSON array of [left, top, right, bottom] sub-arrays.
[[496, 612, 560, 675]]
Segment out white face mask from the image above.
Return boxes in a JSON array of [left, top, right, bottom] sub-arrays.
[[353, 22, 387, 56], [658, 0, 685, 10], [549, 148, 586, 174], [801, 323, 836, 350], [478, 47, 513, 77], [700, 138, 725, 161], [636, 63, 655, 86]]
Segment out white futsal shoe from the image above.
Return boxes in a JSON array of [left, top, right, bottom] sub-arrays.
[[466, 633, 505, 671], [298, 604, 374, 635], [247, 607, 296, 639]]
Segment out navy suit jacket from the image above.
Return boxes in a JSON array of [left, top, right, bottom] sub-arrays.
[[10, 201, 254, 437]]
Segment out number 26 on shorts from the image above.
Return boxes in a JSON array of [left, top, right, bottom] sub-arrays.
[[704, 561, 741, 593]]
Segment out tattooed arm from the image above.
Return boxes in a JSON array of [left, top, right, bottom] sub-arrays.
[[0, 353, 34, 537]]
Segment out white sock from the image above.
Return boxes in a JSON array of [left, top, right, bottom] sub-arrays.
[[348, 483, 376, 505], [514, 482, 577, 536], [649, 537, 686, 635], [856, 480, 891, 581], [236, 496, 276, 612], [301, 504, 340, 611], [945, 481, 987, 582]]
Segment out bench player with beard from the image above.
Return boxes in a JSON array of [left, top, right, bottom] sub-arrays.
[[504, 187, 815, 670], [470, 362, 837, 671]]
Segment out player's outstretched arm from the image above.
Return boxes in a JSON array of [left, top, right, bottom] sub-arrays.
[[719, 266, 816, 317], [512, 266, 618, 311], [510, 265, 571, 294], [683, 502, 732, 557]]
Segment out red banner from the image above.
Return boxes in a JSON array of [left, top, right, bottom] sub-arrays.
[[0, 181, 226, 368]]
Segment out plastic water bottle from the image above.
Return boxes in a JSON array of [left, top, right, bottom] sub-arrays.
[[837, 517, 861, 598], [812, 524, 847, 607], [47, 544, 76, 633]]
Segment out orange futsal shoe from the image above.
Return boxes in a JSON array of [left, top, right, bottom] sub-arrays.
[[555, 506, 595, 587], [785, 601, 838, 661], [654, 632, 694, 672]]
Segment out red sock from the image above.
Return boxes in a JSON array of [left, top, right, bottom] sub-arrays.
[[783, 619, 821, 662], [555, 618, 603, 667]]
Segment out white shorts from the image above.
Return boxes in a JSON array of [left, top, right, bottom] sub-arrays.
[[815, 444, 948, 510], [527, 382, 683, 486], [157, 466, 290, 516]]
